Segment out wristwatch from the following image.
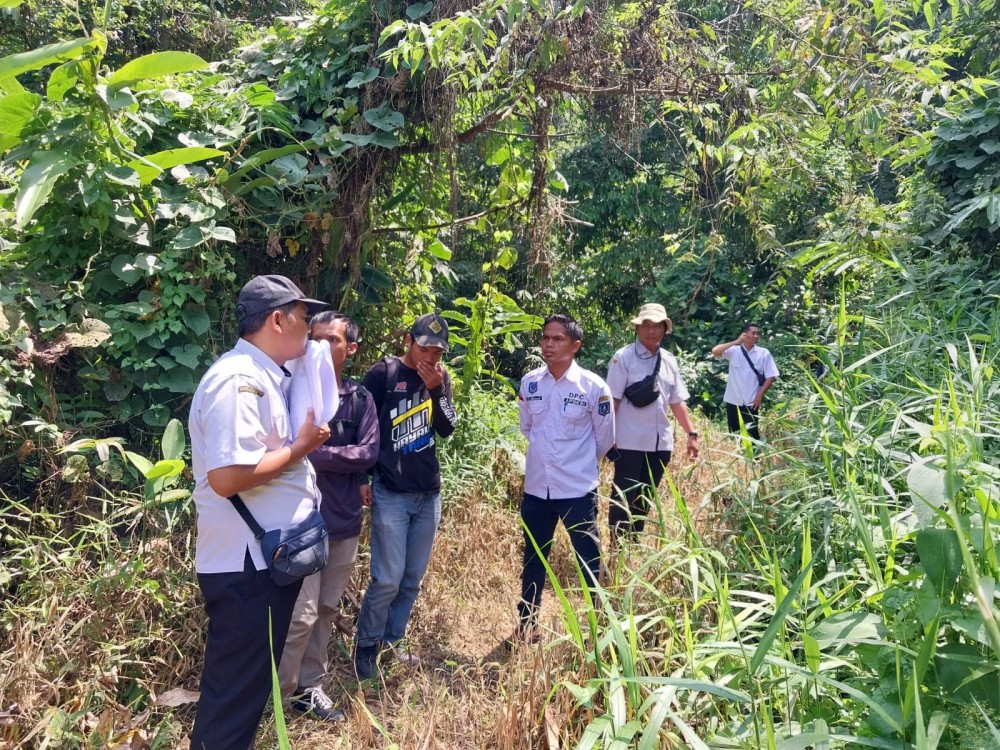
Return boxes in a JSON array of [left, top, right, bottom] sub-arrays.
[[687, 431, 699, 438]]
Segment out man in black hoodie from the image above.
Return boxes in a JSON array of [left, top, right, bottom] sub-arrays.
[[277, 312, 379, 721], [353, 313, 458, 679]]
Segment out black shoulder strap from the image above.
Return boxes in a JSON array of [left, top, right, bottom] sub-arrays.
[[378, 356, 400, 424], [739, 345, 763, 379], [331, 384, 367, 443], [228, 493, 265, 540]]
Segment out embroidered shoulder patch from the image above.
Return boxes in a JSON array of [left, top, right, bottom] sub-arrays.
[[239, 385, 265, 397], [598, 401, 611, 416], [527, 381, 538, 394]]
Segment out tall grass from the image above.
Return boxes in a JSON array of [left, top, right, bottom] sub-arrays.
[[533, 258, 1000, 748]]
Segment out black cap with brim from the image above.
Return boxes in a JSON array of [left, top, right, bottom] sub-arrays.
[[410, 313, 450, 352], [236, 275, 327, 321]]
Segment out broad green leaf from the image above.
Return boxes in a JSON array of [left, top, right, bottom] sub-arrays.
[[0, 75, 26, 95], [127, 147, 224, 185], [104, 165, 140, 188], [346, 67, 380, 88], [146, 459, 184, 480], [813, 611, 886, 650], [935, 643, 1000, 709], [223, 142, 314, 190], [15, 149, 77, 228], [208, 225, 236, 243], [116, 301, 154, 316], [171, 225, 205, 250], [427, 239, 452, 260], [340, 132, 375, 146], [406, 2, 433, 19], [159, 368, 196, 394], [161, 419, 186, 461], [907, 461, 947, 527], [169, 343, 203, 370], [0, 0, 24, 7], [0, 92, 41, 150], [0, 33, 100, 81], [111, 254, 143, 284], [916, 527, 963, 593], [153, 488, 191, 504], [108, 51, 206, 90], [94, 83, 136, 110], [181, 305, 211, 336], [368, 131, 400, 148], [361, 265, 394, 289], [496, 247, 517, 270], [363, 103, 404, 131], [124, 450, 154, 476]]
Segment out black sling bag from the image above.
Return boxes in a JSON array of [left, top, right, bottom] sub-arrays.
[[739, 345, 767, 387]]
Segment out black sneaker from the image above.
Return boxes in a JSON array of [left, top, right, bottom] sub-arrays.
[[289, 686, 345, 723], [353, 643, 378, 680]]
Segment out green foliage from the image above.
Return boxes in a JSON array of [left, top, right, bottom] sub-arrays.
[[926, 86, 1000, 250]]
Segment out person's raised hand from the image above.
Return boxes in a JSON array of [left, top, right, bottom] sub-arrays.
[[295, 408, 331, 452], [416, 361, 444, 390]]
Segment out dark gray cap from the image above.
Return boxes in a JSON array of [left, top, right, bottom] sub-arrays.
[[410, 313, 449, 351], [235, 275, 327, 321]]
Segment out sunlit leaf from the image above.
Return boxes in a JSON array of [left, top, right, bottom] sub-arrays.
[[108, 51, 206, 90], [0, 33, 100, 81], [127, 147, 225, 185], [15, 149, 77, 228]]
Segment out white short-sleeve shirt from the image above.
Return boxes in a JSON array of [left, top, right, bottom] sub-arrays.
[[189, 338, 319, 574], [719, 344, 779, 407], [518, 361, 615, 499], [606, 342, 690, 452]]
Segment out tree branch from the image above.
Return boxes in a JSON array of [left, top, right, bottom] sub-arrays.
[[372, 198, 528, 234]]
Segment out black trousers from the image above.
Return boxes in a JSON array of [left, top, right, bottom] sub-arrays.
[[518, 492, 600, 625], [190, 550, 302, 750], [610, 449, 671, 539], [726, 402, 761, 442]]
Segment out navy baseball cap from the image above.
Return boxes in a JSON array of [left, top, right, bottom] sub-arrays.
[[236, 275, 327, 321], [410, 313, 450, 351]]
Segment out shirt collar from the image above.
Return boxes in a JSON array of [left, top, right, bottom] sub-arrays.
[[235, 338, 288, 381], [545, 359, 581, 383]]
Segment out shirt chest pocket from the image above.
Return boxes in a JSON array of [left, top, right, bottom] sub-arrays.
[[264, 392, 291, 447], [559, 402, 590, 438]]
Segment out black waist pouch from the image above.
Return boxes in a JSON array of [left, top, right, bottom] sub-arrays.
[[623, 350, 661, 408]]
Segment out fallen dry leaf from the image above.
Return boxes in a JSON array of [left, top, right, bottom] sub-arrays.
[[153, 688, 200, 707]]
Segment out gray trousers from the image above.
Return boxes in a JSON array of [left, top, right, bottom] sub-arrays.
[[277, 537, 360, 698]]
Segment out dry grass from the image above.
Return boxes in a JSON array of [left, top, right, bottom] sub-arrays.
[[1, 425, 751, 749]]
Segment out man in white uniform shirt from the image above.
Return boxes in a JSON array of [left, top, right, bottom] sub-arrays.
[[711, 323, 779, 447], [606, 303, 699, 542], [189, 275, 331, 750], [515, 314, 615, 641]]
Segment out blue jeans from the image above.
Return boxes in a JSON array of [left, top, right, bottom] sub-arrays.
[[355, 478, 441, 648]]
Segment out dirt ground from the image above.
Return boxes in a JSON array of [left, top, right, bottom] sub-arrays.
[[234, 432, 744, 749]]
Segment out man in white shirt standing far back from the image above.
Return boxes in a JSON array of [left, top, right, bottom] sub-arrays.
[[514, 313, 615, 643], [711, 322, 779, 449]]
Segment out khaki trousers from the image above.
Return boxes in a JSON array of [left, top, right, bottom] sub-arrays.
[[278, 536, 359, 698]]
